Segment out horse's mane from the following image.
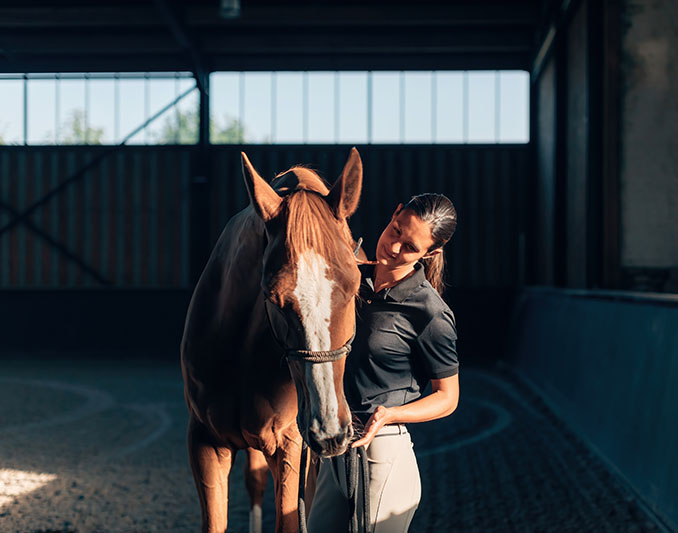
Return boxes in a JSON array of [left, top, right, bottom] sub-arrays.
[[274, 167, 355, 265]]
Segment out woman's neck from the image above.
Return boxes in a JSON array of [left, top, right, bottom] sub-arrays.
[[373, 263, 416, 293]]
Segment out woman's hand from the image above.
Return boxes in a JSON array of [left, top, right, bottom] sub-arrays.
[[351, 405, 393, 448], [351, 375, 460, 449]]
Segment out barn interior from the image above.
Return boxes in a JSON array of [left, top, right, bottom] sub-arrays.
[[0, 0, 676, 531]]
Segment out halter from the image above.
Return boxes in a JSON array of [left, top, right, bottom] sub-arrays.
[[285, 332, 354, 363], [263, 297, 355, 364], [263, 237, 364, 364]]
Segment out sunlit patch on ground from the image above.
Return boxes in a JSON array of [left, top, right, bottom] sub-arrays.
[[0, 469, 57, 507]]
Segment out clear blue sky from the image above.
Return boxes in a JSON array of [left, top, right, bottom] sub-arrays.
[[0, 71, 529, 145]]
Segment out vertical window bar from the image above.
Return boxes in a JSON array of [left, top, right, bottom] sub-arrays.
[[174, 72, 180, 144], [334, 72, 340, 143], [239, 72, 245, 140], [85, 72, 90, 144], [302, 71, 309, 144], [367, 71, 373, 144], [23, 73, 28, 145], [399, 71, 405, 144], [55, 73, 60, 144], [271, 72, 276, 144], [462, 70, 469, 143], [431, 71, 437, 143], [144, 72, 150, 144], [114, 73, 120, 143], [495, 70, 501, 143]]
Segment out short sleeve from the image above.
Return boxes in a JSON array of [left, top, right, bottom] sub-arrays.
[[415, 310, 459, 379]]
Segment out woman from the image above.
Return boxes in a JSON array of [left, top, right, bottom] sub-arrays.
[[308, 193, 460, 532]]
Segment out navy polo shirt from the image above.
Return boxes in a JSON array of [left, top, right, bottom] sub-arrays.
[[344, 262, 459, 422]]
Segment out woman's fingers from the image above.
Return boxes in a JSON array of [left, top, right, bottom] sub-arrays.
[[351, 407, 390, 447]]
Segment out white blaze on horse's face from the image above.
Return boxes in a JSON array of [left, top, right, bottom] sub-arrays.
[[292, 250, 342, 439], [292, 250, 334, 351]]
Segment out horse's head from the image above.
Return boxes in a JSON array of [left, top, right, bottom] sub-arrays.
[[242, 149, 363, 457]]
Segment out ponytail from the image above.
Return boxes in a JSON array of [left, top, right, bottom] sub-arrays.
[[421, 252, 446, 295]]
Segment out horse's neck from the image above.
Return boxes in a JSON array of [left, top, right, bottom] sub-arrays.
[[186, 207, 265, 348], [211, 207, 264, 304]]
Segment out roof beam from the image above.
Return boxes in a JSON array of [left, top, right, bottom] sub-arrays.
[[152, 0, 207, 92], [0, 4, 537, 28], [0, 51, 531, 74], [0, 26, 533, 54]]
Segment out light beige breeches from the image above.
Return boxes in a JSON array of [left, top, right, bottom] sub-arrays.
[[307, 424, 422, 533]]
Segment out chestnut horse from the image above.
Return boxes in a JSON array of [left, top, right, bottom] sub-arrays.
[[181, 149, 363, 532]]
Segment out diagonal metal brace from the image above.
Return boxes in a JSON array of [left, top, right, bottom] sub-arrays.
[[0, 83, 196, 239], [0, 199, 112, 286]]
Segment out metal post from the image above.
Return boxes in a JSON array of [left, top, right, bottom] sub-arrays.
[[553, 24, 568, 288], [55, 73, 60, 144], [271, 72, 277, 143], [462, 71, 469, 143], [23, 74, 28, 145], [114, 73, 120, 143], [144, 72, 150, 144], [85, 72, 90, 144], [303, 71, 309, 143], [334, 72, 340, 142], [495, 71, 501, 143], [367, 71, 373, 144], [174, 73, 180, 143], [190, 70, 212, 283], [399, 71, 405, 143], [431, 71, 437, 143]]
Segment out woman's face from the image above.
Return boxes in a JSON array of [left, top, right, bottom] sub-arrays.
[[375, 205, 438, 270]]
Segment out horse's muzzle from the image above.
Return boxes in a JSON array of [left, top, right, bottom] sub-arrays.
[[307, 423, 353, 457]]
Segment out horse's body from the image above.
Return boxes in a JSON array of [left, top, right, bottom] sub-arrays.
[[181, 151, 363, 532]]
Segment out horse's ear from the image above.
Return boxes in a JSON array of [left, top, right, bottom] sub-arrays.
[[241, 152, 282, 222], [328, 147, 363, 219]]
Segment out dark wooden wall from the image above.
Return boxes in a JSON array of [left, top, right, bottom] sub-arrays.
[[0, 144, 529, 290]]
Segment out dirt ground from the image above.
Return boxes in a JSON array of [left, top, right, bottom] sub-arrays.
[[0, 356, 664, 532]]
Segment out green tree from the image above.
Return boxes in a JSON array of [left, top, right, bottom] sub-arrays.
[[154, 109, 246, 144], [60, 109, 105, 144], [211, 115, 246, 144]]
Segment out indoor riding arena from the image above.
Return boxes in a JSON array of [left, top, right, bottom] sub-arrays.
[[1, 1, 676, 532]]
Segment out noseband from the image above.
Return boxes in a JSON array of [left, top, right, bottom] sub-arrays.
[[263, 238, 363, 365], [264, 298, 355, 364], [286, 334, 354, 363]]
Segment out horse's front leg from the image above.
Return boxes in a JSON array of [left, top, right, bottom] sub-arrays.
[[266, 431, 304, 533], [187, 417, 235, 533]]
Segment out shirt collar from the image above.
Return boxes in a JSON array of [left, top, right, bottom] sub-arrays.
[[361, 262, 426, 303]]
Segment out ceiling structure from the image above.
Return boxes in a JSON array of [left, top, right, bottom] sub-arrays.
[[0, 0, 540, 73]]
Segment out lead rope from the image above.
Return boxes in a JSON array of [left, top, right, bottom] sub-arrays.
[[298, 441, 309, 533], [345, 446, 371, 533], [298, 443, 370, 533]]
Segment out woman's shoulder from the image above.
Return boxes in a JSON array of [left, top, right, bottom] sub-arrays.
[[409, 279, 456, 325]]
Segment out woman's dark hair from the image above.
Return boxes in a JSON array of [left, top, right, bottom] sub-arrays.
[[401, 193, 457, 295]]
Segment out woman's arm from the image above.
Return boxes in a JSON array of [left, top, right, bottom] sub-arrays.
[[351, 374, 459, 448]]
